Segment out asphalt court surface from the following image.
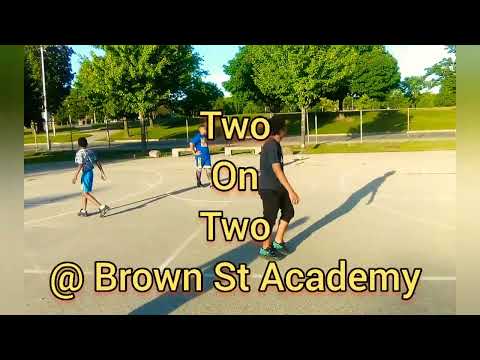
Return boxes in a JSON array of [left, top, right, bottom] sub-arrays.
[[24, 150, 456, 314]]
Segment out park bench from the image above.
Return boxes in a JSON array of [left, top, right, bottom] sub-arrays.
[[172, 147, 192, 157], [225, 146, 261, 156]]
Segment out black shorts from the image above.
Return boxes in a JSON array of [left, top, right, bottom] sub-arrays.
[[259, 188, 295, 229]]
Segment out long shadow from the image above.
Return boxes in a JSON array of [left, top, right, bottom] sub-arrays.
[[286, 170, 396, 251], [130, 216, 309, 315], [284, 157, 309, 166], [104, 185, 198, 217], [130, 171, 395, 314], [24, 188, 107, 209]]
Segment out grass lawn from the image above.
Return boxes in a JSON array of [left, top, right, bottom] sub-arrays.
[[282, 107, 456, 135], [288, 139, 456, 154], [24, 130, 92, 144], [408, 107, 456, 131], [107, 117, 201, 141], [99, 107, 456, 141]]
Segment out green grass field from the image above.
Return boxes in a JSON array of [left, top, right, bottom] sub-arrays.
[[24, 128, 92, 144], [283, 107, 456, 135], [289, 139, 456, 154], [106, 107, 455, 141], [408, 107, 456, 131], [106, 117, 201, 141]]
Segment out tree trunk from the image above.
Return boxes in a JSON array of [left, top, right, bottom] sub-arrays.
[[93, 111, 96, 124], [139, 113, 147, 152], [300, 107, 306, 148], [337, 97, 345, 119], [149, 117, 154, 128], [123, 117, 129, 136]]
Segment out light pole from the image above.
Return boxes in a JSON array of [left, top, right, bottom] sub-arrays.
[[40, 45, 51, 151]]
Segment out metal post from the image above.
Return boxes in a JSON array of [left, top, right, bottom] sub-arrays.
[[69, 114, 73, 151], [407, 107, 410, 132], [306, 111, 310, 145], [360, 109, 363, 143], [315, 113, 318, 145], [31, 122, 38, 152], [40, 45, 51, 150], [105, 117, 111, 149]]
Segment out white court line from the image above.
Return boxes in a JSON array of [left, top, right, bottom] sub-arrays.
[[158, 225, 203, 270], [24, 269, 94, 276], [421, 276, 456, 281], [165, 191, 233, 204], [370, 203, 455, 231], [24, 169, 164, 226]]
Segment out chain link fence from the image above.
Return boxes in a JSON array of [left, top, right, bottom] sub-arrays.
[[24, 107, 456, 154]]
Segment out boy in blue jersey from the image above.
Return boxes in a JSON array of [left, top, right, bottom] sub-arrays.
[[72, 137, 110, 217], [189, 125, 213, 188]]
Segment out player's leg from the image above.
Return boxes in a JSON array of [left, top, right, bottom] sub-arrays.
[[205, 168, 213, 188], [195, 156, 203, 187], [203, 155, 212, 188], [84, 192, 102, 207], [272, 189, 295, 255], [78, 193, 88, 217], [81, 170, 110, 216], [258, 190, 283, 259], [78, 172, 89, 217]]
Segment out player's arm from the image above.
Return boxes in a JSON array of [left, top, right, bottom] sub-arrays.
[[72, 164, 82, 184], [95, 160, 107, 180], [272, 164, 300, 204], [189, 141, 200, 155]]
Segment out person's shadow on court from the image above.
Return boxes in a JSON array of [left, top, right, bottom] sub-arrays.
[[104, 185, 198, 217], [130, 171, 395, 315], [286, 170, 396, 252], [130, 216, 309, 315]]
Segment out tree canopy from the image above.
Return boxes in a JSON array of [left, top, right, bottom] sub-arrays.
[[24, 45, 74, 128]]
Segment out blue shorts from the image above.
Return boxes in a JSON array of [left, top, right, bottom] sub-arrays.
[[81, 170, 94, 193], [195, 155, 211, 169]]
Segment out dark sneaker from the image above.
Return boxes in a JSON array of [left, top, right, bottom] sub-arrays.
[[258, 247, 284, 260], [273, 241, 291, 256], [77, 209, 88, 217], [99, 205, 110, 217], [196, 181, 202, 188]]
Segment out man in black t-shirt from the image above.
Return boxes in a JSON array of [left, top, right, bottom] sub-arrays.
[[258, 117, 300, 260]]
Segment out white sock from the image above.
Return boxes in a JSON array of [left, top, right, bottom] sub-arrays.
[[99, 204, 105, 210]]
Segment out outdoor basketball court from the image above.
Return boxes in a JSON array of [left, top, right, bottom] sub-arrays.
[[24, 150, 456, 314]]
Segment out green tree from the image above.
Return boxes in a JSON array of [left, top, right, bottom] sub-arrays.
[[24, 45, 74, 130], [400, 76, 426, 108], [213, 97, 237, 114], [223, 46, 283, 112], [178, 79, 223, 116], [24, 54, 42, 128], [385, 89, 409, 109], [57, 87, 91, 125], [328, 46, 400, 111], [425, 45, 456, 106], [94, 45, 202, 150], [75, 58, 106, 123], [350, 46, 401, 100], [249, 45, 357, 146]]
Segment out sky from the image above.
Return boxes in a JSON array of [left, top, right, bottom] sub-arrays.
[[71, 45, 452, 96]]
